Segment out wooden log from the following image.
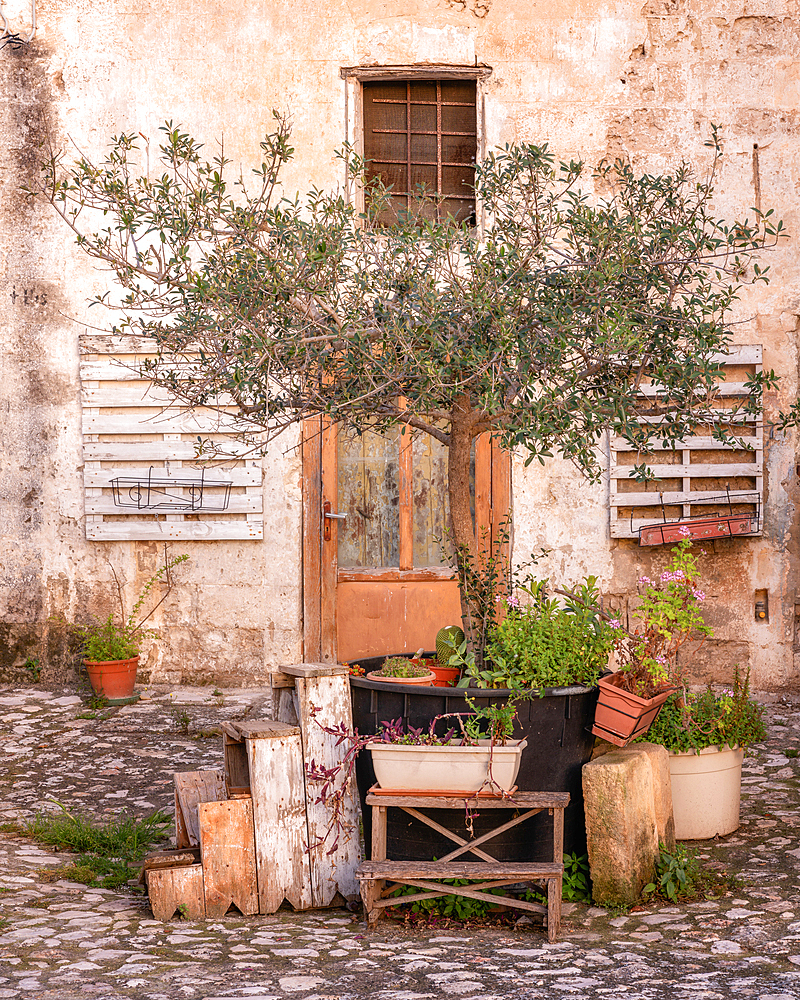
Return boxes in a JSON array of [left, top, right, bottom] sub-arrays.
[[198, 798, 259, 917], [147, 865, 205, 921], [295, 672, 363, 905], [174, 769, 226, 848], [246, 725, 312, 913]]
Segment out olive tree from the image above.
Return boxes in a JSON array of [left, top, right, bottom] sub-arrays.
[[35, 116, 790, 641]]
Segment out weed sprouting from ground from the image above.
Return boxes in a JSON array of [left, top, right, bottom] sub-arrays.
[[26, 803, 170, 891]]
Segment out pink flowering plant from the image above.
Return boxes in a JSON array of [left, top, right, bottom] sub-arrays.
[[614, 538, 713, 699]]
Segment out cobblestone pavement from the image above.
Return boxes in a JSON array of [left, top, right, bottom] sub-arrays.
[[1, 684, 800, 1000]]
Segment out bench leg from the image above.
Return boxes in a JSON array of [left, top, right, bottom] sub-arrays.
[[547, 876, 561, 943], [360, 878, 382, 927]]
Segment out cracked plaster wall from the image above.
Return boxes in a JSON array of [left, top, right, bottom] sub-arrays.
[[0, 0, 799, 688]]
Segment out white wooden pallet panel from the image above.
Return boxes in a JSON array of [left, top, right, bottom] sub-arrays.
[[80, 346, 263, 541], [610, 346, 764, 541]]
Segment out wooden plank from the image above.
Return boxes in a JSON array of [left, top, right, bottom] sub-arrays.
[[491, 436, 512, 557], [295, 673, 363, 905], [474, 434, 491, 536], [280, 662, 349, 678], [84, 495, 261, 515], [246, 729, 313, 912], [320, 419, 338, 663], [610, 463, 760, 479], [398, 414, 413, 571], [173, 769, 226, 848], [198, 798, 259, 917], [84, 468, 261, 488], [359, 860, 564, 878], [83, 441, 258, 461], [230, 719, 301, 740], [147, 865, 206, 921], [82, 411, 255, 435], [337, 567, 456, 582], [80, 334, 160, 353], [638, 382, 752, 397], [365, 790, 569, 809], [82, 386, 238, 407], [86, 520, 263, 541], [609, 488, 759, 507], [303, 416, 323, 662], [340, 64, 493, 81], [611, 436, 759, 451]]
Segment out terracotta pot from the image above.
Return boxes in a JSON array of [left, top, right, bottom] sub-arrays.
[[668, 744, 744, 839], [429, 664, 461, 687], [591, 672, 674, 747], [367, 738, 528, 793], [366, 670, 436, 685], [84, 655, 139, 700]]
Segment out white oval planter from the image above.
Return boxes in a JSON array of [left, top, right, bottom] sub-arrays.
[[367, 739, 528, 793], [668, 744, 744, 840]]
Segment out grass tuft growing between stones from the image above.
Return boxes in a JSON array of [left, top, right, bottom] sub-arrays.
[[26, 803, 170, 891]]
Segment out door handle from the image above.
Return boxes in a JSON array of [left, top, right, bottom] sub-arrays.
[[323, 499, 346, 541]]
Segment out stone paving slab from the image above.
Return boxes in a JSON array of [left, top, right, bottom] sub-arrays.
[[0, 684, 799, 999]]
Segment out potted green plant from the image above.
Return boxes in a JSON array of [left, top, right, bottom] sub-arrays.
[[592, 535, 713, 747], [69, 552, 188, 701], [366, 655, 436, 686], [641, 666, 765, 839]]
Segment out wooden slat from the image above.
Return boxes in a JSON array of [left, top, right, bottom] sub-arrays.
[[337, 567, 456, 582], [82, 411, 253, 435], [359, 860, 563, 878], [610, 463, 759, 480], [147, 865, 205, 921], [398, 415, 413, 571], [638, 382, 752, 397], [84, 495, 262, 515], [198, 798, 259, 917], [365, 790, 569, 809], [80, 334, 159, 353], [173, 769, 226, 848], [247, 729, 313, 913], [87, 520, 263, 540], [83, 441, 258, 461], [611, 437, 759, 451], [303, 416, 323, 662], [610, 488, 759, 507], [321, 419, 338, 663], [82, 386, 237, 407], [84, 468, 260, 488]]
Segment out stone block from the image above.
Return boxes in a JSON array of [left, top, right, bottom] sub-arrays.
[[616, 742, 675, 852], [582, 749, 660, 907]]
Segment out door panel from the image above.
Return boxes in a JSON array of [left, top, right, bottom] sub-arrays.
[[303, 416, 509, 663]]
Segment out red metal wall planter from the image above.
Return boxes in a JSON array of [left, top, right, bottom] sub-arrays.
[[636, 491, 761, 547]]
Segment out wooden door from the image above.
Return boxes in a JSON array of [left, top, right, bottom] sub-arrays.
[[303, 418, 510, 663]]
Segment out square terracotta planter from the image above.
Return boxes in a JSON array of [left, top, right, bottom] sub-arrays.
[[591, 672, 675, 747]]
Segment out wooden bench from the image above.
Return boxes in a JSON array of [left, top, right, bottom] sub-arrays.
[[356, 788, 569, 941]]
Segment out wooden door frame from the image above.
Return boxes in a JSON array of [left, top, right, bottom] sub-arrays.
[[302, 416, 511, 663]]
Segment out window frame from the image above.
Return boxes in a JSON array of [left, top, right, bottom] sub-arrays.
[[339, 64, 492, 226]]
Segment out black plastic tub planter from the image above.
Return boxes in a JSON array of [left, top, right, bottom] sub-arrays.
[[349, 658, 599, 863]]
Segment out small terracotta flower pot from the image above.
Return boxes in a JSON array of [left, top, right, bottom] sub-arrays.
[[366, 670, 436, 685], [84, 656, 139, 700], [429, 664, 461, 687]]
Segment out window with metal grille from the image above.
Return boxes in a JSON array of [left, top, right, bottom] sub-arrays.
[[362, 79, 477, 225]]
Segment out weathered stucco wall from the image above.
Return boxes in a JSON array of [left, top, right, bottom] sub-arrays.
[[1, 0, 798, 687]]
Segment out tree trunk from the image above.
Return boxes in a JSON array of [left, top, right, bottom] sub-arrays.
[[447, 396, 485, 661]]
